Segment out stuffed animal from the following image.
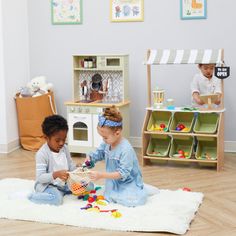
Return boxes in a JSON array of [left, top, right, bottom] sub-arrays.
[[19, 87, 33, 97], [27, 76, 53, 97]]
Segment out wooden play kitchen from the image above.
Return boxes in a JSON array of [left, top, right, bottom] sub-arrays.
[[65, 54, 130, 154], [142, 49, 226, 171]]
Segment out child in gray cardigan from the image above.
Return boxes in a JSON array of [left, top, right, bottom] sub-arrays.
[[28, 115, 77, 205]]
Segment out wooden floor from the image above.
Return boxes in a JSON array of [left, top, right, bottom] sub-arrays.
[[0, 148, 236, 236]]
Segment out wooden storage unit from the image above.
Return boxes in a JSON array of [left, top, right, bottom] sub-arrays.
[[65, 54, 130, 154], [143, 108, 224, 170], [142, 49, 226, 171]]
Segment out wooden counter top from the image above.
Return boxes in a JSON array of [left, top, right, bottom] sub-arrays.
[[64, 100, 130, 108]]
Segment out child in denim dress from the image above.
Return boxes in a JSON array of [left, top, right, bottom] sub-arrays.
[[85, 106, 158, 207]]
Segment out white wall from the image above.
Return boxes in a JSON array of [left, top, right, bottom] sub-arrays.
[[0, 0, 7, 149], [0, 0, 30, 153]]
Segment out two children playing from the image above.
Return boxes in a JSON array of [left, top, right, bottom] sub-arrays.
[[29, 106, 157, 207]]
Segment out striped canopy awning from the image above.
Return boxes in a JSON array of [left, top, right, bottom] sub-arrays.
[[145, 49, 223, 65]]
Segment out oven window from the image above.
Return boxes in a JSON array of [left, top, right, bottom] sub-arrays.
[[106, 58, 120, 66], [73, 122, 88, 141]]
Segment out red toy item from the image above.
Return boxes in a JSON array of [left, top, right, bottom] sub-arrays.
[[182, 187, 191, 192], [160, 123, 166, 129]]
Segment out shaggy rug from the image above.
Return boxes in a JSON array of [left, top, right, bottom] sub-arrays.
[[0, 178, 203, 235]]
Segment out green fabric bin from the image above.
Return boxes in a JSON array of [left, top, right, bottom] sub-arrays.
[[146, 134, 171, 157], [147, 111, 172, 132], [195, 138, 217, 160], [169, 136, 193, 159], [194, 113, 219, 134], [169, 112, 194, 133]]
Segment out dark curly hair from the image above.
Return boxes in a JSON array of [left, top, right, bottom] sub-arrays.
[[42, 115, 68, 137]]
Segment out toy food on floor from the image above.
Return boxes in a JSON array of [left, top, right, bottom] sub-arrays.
[[79, 186, 121, 218], [182, 187, 191, 192]]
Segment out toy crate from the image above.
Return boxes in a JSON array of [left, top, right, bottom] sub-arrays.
[[146, 134, 171, 157], [195, 137, 217, 160], [147, 111, 172, 132], [169, 112, 194, 133], [193, 113, 219, 134], [169, 136, 193, 159]]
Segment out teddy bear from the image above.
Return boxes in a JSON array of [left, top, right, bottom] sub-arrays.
[[27, 76, 53, 97]]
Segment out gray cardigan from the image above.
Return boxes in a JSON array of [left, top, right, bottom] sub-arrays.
[[34, 143, 76, 192]]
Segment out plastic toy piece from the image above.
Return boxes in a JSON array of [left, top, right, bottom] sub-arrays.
[[182, 187, 191, 192], [81, 203, 92, 210], [82, 160, 95, 169], [111, 211, 122, 218]]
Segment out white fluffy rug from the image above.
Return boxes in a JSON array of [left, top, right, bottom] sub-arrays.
[[0, 178, 203, 235]]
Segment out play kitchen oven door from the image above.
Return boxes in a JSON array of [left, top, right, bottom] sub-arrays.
[[68, 113, 92, 147]]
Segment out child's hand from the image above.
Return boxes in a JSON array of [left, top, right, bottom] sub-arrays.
[[89, 171, 102, 181], [193, 93, 204, 105], [53, 170, 69, 181], [196, 98, 204, 105]]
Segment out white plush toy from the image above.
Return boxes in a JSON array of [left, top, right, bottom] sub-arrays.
[[27, 76, 53, 97]]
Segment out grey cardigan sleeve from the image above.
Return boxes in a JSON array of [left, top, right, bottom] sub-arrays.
[[35, 148, 54, 184], [64, 145, 77, 171]]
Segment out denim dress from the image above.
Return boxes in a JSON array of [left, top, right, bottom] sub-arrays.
[[89, 139, 147, 207]]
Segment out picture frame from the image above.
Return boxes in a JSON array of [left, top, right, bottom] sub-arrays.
[[110, 0, 144, 22], [51, 0, 83, 25], [180, 0, 207, 20]]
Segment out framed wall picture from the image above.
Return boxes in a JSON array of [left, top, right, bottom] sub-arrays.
[[180, 0, 207, 20], [51, 0, 83, 25], [110, 0, 144, 22]]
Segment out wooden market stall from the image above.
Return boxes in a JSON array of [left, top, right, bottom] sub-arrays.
[[142, 49, 225, 171]]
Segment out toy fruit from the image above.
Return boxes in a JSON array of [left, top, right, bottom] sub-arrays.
[[160, 123, 166, 129], [112, 211, 122, 218], [88, 196, 95, 203], [182, 127, 189, 132], [178, 124, 185, 130], [182, 187, 191, 192], [178, 150, 184, 155]]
